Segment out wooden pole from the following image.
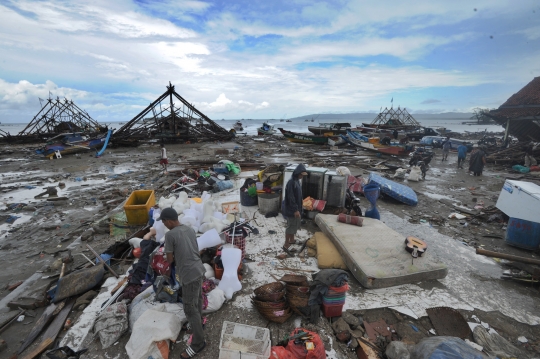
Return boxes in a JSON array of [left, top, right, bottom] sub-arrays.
[[86, 244, 119, 278], [476, 248, 540, 265]]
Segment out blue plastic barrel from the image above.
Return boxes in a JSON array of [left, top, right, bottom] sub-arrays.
[[505, 217, 540, 250]]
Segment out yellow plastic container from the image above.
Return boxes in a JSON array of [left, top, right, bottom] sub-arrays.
[[368, 137, 380, 144], [123, 190, 156, 225]]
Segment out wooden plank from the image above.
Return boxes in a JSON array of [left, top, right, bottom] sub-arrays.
[[17, 302, 60, 354], [18, 338, 53, 359], [42, 299, 74, 341]]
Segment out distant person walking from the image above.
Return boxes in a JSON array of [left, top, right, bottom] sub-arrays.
[[441, 137, 452, 161], [282, 164, 308, 257], [393, 129, 399, 140], [160, 143, 168, 173], [457, 143, 468, 169], [469, 144, 486, 176]]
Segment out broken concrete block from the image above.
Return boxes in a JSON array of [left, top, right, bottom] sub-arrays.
[[331, 317, 351, 335], [81, 228, 95, 241], [385, 341, 410, 359], [342, 311, 361, 329]]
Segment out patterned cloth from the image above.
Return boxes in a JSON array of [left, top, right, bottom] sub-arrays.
[[201, 279, 217, 310]]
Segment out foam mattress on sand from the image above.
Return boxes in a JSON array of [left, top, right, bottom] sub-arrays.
[[315, 214, 447, 289]]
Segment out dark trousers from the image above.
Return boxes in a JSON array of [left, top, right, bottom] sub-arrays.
[[457, 157, 465, 168], [183, 275, 205, 351]]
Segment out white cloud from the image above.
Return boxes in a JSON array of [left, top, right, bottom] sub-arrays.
[[11, 1, 196, 39], [515, 25, 540, 40], [196, 94, 270, 113], [0, 79, 88, 106]]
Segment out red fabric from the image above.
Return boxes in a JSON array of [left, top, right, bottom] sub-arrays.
[[151, 247, 171, 277], [312, 200, 326, 212], [160, 158, 169, 165], [347, 176, 364, 193], [530, 165, 540, 172], [270, 346, 296, 359], [286, 328, 326, 359], [337, 213, 363, 226]]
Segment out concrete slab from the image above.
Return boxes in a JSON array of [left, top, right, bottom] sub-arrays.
[[314, 214, 448, 289]]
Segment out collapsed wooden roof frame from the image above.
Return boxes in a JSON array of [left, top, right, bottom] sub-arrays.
[[370, 106, 421, 127], [114, 82, 233, 142], [18, 97, 101, 137]]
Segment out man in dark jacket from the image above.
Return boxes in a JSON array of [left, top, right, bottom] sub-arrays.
[[283, 164, 308, 256]]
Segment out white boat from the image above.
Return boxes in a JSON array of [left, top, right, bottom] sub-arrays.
[[257, 122, 276, 135], [233, 121, 243, 131]]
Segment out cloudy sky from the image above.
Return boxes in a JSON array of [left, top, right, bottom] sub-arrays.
[[0, 0, 539, 123]]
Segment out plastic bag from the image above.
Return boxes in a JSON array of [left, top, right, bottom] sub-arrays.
[[226, 163, 241, 175], [202, 288, 226, 313], [408, 166, 422, 182], [93, 302, 128, 349], [393, 168, 407, 179], [512, 165, 530, 173], [270, 346, 297, 359], [472, 325, 521, 358], [410, 336, 488, 359], [286, 328, 326, 359]]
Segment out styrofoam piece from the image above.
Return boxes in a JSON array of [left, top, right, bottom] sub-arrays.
[[198, 229, 221, 251], [218, 247, 242, 300]]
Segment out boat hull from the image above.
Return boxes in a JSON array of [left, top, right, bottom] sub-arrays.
[[343, 134, 412, 156], [278, 128, 328, 144], [258, 129, 276, 135]]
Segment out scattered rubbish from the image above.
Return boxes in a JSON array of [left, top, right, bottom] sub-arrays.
[[426, 307, 471, 339], [93, 301, 128, 349]]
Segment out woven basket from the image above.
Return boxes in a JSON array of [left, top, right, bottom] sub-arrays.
[[261, 308, 293, 324], [288, 295, 309, 308], [255, 282, 284, 295], [251, 298, 287, 309], [286, 285, 310, 298], [280, 274, 308, 285], [255, 290, 285, 302]]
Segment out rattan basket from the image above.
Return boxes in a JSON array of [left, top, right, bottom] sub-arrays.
[[251, 298, 287, 309], [254, 282, 286, 302], [260, 308, 292, 324], [279, 274, 308, 285]]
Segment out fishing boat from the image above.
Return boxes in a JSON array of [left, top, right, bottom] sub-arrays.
[[342, 131, 413, 156], [257, 122, 276, 135], [36, 131, 112, 159], [257, 122, 276, 136], [233, 121, 243, 131], [278, 128, 344, 145], [308, 122, 352, 135], [286, 120, 292, 122]]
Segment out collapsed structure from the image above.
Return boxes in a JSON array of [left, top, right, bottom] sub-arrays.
[[489, 76, 540, 142], [0, 97, 105, 143], [364, 106, 421, 129], [113, 82, 233, 143]]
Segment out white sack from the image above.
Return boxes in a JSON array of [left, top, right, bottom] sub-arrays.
[[203, 288, 226, 314], [125, 309, 182, 359]]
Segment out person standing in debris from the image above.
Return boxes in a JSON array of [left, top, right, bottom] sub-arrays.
[[457, 143, 468, 169], [160, 143, 168, 173], [393, 129, 399, 140], [469, 144, 486, 176], [441, 137, 452, 161], [161, 208, 206, 358], [282, 164, 308, 256]]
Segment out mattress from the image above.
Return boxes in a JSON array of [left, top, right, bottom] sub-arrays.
[[369, 172, 418, 206], [315, 214, 447, 289]]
